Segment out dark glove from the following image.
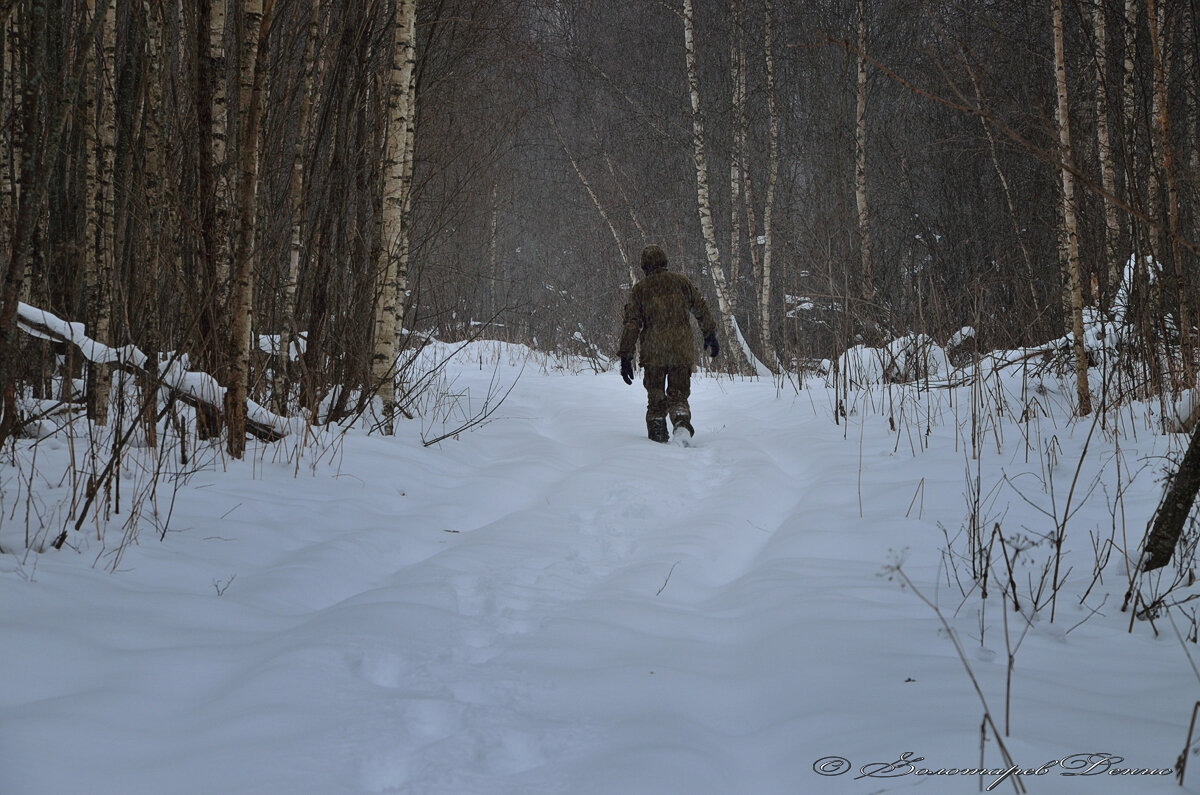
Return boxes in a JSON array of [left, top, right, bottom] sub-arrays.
[[620, 357, 635, 385], [704, 332, 720, 358]]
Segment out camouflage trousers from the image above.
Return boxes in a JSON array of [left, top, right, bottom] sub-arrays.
[[643, 365, 691, 426]]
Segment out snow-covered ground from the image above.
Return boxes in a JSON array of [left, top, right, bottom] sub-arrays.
[[2, 341, 1198, 794]]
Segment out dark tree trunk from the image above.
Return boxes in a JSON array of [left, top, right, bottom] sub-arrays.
[[1142, 422, 1200, 571]]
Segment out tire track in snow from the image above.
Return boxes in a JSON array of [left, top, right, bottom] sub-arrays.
[[340, 376, 818, 792]]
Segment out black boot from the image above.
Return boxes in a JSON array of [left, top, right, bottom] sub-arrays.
[[672, 418, 695, 439], [647, 416, 669, 443]]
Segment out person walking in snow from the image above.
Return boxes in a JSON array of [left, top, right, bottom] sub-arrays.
[[617, 244, 720, 444]]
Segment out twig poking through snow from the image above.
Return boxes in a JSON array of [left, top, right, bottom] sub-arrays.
[[656, 561, 681, 596]]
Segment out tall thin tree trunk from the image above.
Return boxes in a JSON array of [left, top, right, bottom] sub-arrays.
[[1092, 2, 1122, 305], [735, 7, 762, 353], [275, 0, 318, 415], [595, 127, 648, 245], [1146, 0, 1193, 384], [1120, 0, 1163, 397], [854, 0, 875, 319], [85, 0, 116, 425], [682, 0, 756, 375], [1054, 0, 1093, 416], [551, 114, 636, 290], [728, 0, 745, 318], [1, 9, 13, 268], [1190, 5, 1200, 265], [390, 21, 419, 366], [139, 0, 166, 447], [1122, 0, 1139, 243], [186, 0, 228, 439], [1189, 6, 1200, 366], [0, 2, 34, 445], [487, 181, 501, 322], [372, 0, 417, 435], [969, 66, 1038, 310], [1190, 5, 1200, 256], [223, 0, 272, 458], [211, 0, 230, 290], [759, 0, 779, 368]]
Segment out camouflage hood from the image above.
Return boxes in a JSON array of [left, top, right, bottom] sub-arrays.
[[641, 245, 668, 275]]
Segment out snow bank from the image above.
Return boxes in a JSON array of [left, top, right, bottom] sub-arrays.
[[830, 258, 1159, 390], [832, 333, 950, 387]]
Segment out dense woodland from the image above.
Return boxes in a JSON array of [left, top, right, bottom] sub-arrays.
[[1, 0, 1199, 457]]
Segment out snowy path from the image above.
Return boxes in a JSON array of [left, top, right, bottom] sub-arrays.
[[2, 353, 1195, 793]]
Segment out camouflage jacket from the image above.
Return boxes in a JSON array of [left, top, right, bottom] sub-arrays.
[[617, 266, 717, 368]]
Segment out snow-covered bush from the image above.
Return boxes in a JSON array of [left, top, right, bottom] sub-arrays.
[[830, 333, 951, 387]]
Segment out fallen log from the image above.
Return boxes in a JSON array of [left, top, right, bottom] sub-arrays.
[[15, 301, 287, 442], [1140, 419, 1200, 571]]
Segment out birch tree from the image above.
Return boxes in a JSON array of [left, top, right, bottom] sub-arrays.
[[275, 0, 318, 415], [682, 0, 758, 375], [392, 28, 419, 362], [854, 0, 875, 315], [223, 0, 273, 458], [190, 0, 226, 440], [372, 0, 417, 435], [758, 0, 779, 366], [1052, 0, 1092, 416], [211, 0, 231, 289], [731, 1, 765, 364], [728, 0, 745, 319]]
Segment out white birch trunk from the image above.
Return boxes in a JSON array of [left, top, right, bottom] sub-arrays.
[[224, 0, 270, 458], [1123, 0, 1138, 177], [759, 0, 779, 368], [373, 0, 417, 434], [276, 0, 318, 415], [854, 0, 874, 312], [734, 5, 762, 339], [212, 0, 230, 288], [1053, 0, 1093, 415], [391, 51, 418, 361], [682, 0, 755, 375], [728, 0, 744, 313]]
